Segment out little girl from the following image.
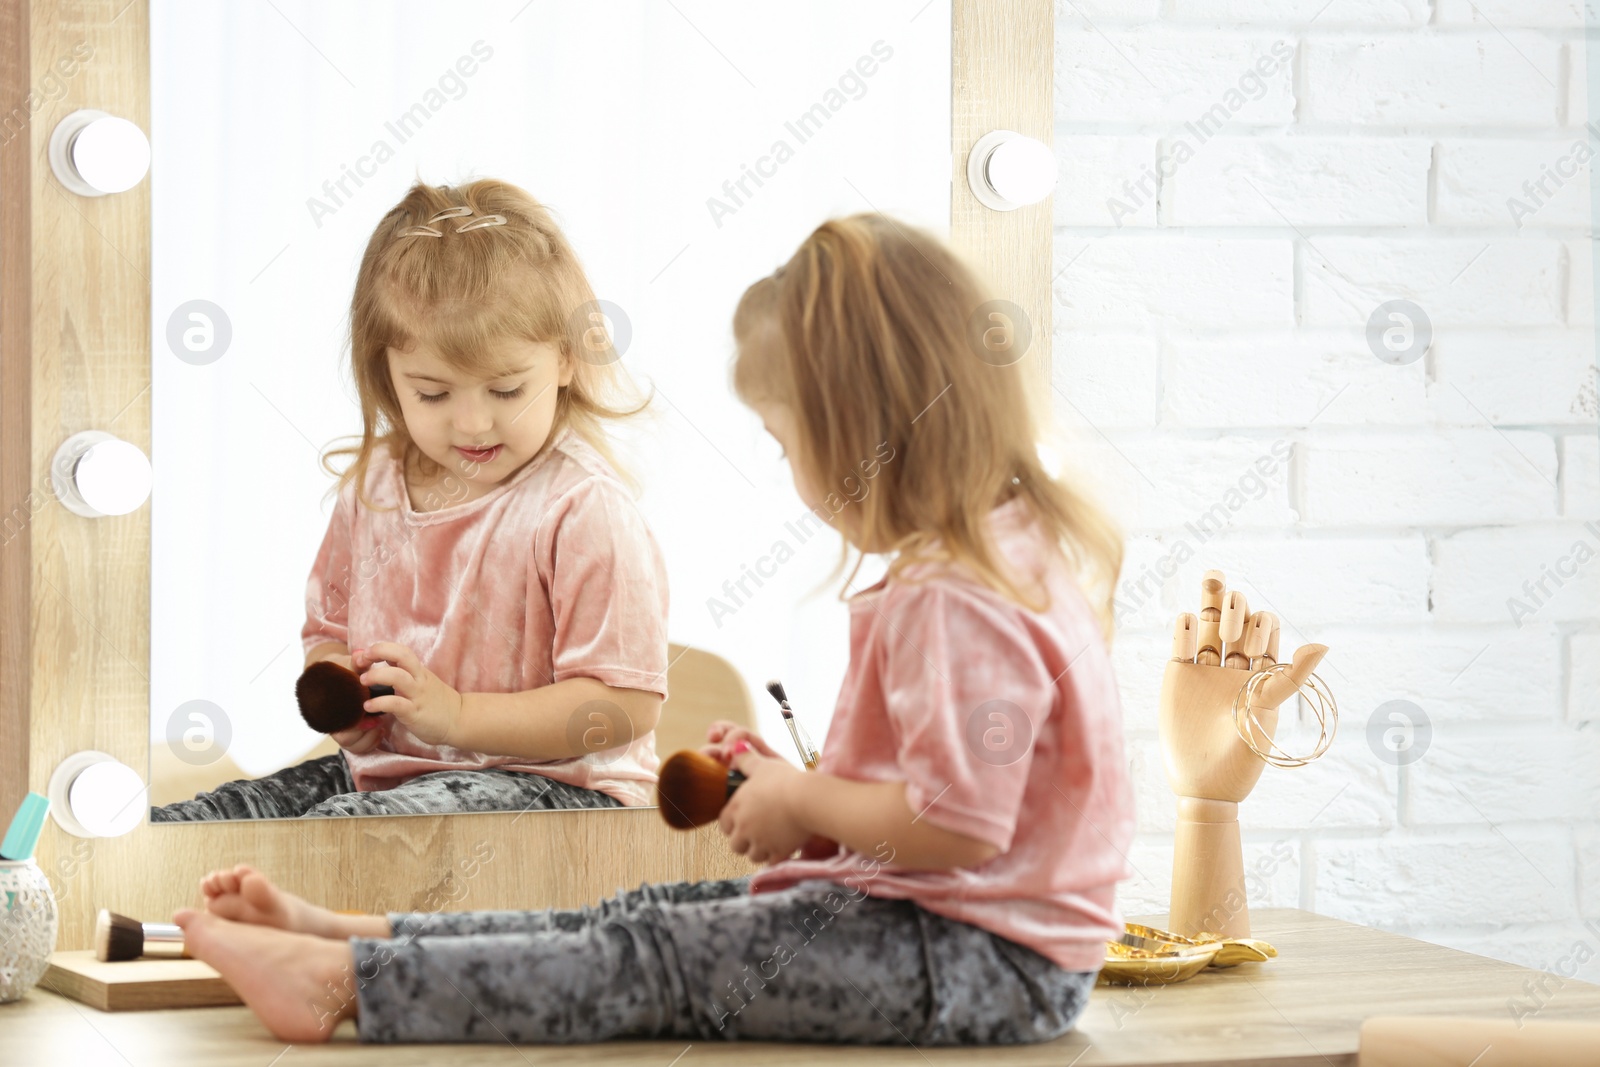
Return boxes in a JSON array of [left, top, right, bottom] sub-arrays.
[[153, 179, 670, 821], [173, 214, 1135, 1047]]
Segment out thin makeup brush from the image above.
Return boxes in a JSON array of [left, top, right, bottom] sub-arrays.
[[765, 680, 819, 770], [766, 681, 839, 856], [95, 909, 189, 962]]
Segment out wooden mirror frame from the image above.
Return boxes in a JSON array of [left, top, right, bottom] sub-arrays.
[[0, 0, 1054, 949]]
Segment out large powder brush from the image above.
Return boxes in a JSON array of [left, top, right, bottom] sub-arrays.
[[95, 909, 187, 961], [656, 749, 745, 829], [295, 660, 394, 734]]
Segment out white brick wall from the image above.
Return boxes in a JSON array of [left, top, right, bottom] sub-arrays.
[[1303, 35, 1562, 126], [1053, 1, 1600, 983], [1169, 138, 1430, 226]]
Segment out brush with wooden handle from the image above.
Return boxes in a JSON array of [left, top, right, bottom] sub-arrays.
[[1358, 1015, 1600, 1066]]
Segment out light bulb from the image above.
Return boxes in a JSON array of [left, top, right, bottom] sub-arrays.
[[51, 431, 153, 518], [75, 440, 153, 516], [47, 751, 148, 838], [68, 761, 146, 838], [986, 137, 1057, 206], [49, 110, 151, 197], [72, 116, 151, 194], [967, 130, 1058, 212]]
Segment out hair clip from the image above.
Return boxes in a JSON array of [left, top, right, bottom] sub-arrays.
[[428, 206, 475, 221], [455, 214, 507, 233], [399, 224, 444, 238]]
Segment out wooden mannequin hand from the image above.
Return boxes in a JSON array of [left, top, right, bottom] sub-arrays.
[[1159, 571, 1327, 804], [1160, 570, 1330, 939], [1160, 647, 1326, 802]]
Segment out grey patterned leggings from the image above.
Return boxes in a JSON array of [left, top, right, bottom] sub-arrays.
[[343, 876, 1097, 1046], [148, 753, 623, 821]]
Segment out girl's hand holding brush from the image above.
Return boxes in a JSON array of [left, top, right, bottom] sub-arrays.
[[718, 742, 811, 864], [700, 719, 783, 764], [355, 642, 464, 747], [660, 704, 838, 860], [329, 716, 388, 755], [296, 649, 393, 751], [327, 651, 383, 757]]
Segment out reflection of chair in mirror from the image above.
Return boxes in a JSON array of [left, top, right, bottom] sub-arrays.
[[149, 643, 755, 810], [652, 644, 755, 760]]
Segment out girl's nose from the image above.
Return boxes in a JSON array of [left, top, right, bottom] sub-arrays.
[[453, 397, 494, 437]]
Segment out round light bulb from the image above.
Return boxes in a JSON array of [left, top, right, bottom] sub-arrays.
[[67, 760, 146, 838], [986, 137, 1056, 206], [74, 439, 153, 517], [967, 131, 1058, 212], [71, 116, 150, 194], [49, 111, 151, 197]]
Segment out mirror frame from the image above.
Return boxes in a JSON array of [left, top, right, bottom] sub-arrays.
[[0, 0, 1054, 950]]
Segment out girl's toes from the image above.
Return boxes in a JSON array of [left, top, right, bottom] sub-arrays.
[[241, 873, 278, 912], [173, 909, 214, 949], [207, 895, 243, 921]]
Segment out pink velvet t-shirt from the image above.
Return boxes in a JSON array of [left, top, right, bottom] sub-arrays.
[[299, 426, 670, 804], [749, 496, 1135, 971]]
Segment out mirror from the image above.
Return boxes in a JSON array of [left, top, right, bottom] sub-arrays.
[[148, 0, 952, 819]]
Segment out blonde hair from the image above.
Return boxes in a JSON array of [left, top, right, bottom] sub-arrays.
[[732, 214, 1124, 644], [325, 178, 646, 507]]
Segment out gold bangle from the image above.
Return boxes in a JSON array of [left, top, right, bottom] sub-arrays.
[[1230, 662, 1338, 768]]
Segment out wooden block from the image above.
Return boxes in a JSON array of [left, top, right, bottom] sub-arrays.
[[40, 951, 241, 1012], [1359, 1016, 1600, 1067]]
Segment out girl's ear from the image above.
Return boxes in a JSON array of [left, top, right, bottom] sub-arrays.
[[557, 344, 575, 388]]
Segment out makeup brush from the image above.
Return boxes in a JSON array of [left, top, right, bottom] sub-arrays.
[[295, 660, 395, 734], [94, 909, 189, 962], [765, 680, 819, 770], [656, 749, 745, 829]]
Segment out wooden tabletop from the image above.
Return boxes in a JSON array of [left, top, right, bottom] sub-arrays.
[[3, 909, 1597, 1066]]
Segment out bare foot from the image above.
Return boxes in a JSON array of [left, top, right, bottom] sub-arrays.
[[199, 864, 388, 939], [175, 909, 359, 1042]]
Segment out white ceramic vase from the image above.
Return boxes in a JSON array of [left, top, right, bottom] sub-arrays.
[[0, 858, 58, 1002]]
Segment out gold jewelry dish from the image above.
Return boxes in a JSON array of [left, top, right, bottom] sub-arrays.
[[1100, 922, 1278, 986]]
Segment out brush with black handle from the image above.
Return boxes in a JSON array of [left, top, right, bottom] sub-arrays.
[[295, 660, 396, 734], [655, 749, 746, 829]]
